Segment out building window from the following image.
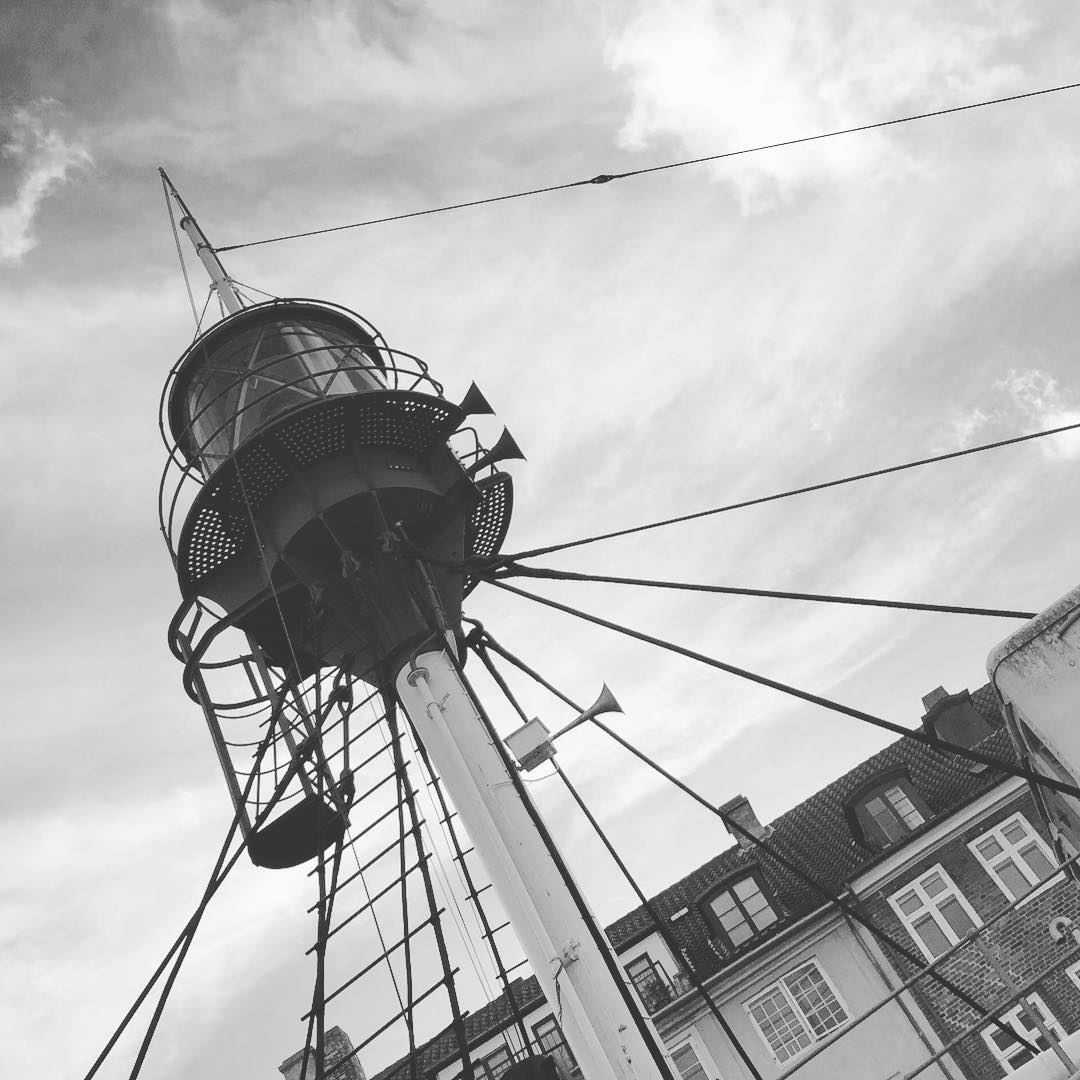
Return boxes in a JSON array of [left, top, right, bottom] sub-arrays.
[[745, 960, 849, 1064], [625, 954, 676, 1013], [888, 865, 980, 961], [703, 873, 779, 949], [670, 1037, 717, 1080], [970, 813, 1057, 902], [533, 1016, 577, 1080], [480, 1046, 515, 1080], [982, 995, 1066, 1073], [848, 773, 929, 848]]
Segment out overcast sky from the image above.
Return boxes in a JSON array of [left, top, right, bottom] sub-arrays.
[[4, 1, 1080, 1076]]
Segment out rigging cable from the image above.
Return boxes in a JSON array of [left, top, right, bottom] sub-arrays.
[[474, 629, 1041, 1057], [216, 80, 1080, 253], [470, 636, 764, 1080], [486, 577, 1080, 802], [493, 563, 1036, 620], [161, 172, 201, 329], [502, 417, 1080, 562], [84, 722, 285, 1080]]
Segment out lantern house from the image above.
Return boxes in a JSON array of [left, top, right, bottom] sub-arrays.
[[162, 297, 515, 867]]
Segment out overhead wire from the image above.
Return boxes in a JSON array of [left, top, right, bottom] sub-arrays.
[[161, 173, 201, 328], [486, 577, 1080, 802], [216, 80, 1080, 253], [470, 637, 764, 1078], [472, 628, 1042, 1057], [502, 418, 1080, 562], [84, 722, 285, 1079], [493, 563, 1036, 620]]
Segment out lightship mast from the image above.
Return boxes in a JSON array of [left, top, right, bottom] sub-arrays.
[[159, 174, 677, 1080]]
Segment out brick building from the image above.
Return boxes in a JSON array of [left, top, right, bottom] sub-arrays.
[[280, 1025, 366, 1080], [349, 684, 1080, 1080]]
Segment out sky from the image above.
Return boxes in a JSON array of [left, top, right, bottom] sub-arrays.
[[4, 0, 1080, 1075]]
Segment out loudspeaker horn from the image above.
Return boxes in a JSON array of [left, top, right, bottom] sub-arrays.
[[551, 683, 623, 741], [466, 427, 526, 477], [458, 382, 495, 417]]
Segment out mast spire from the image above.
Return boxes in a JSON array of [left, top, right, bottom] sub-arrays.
[[159, 167, 244, 315]]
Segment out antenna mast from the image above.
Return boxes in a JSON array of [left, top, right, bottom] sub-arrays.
[[159, 168, 244, 315]]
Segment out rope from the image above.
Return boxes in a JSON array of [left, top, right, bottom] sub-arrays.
[[494, 563, 1036, 620], [487, 577, 1080, 801], [84, 723, 284, 1079], [471, 628, 1041, 1057], [216, 81, 1080, 252], [161, 173, 200, 328], [586, 713, 1043, 1057], [504, 418, 1080, 562], [472, 638, 763, 1077]]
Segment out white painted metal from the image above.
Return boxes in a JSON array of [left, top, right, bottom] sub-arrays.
[[177, 212, 244, 315], [395, 649, 673, 1080], [988, 584, 1080, 853], [160, 169, 244, 314]]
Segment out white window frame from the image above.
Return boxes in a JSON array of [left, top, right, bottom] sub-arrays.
[[968, 812, 1058, 904], [981, 993, 1066, 1073], [1066, 958, 1080, 993], [744, 958, 850, 1065], [668, 1029, 721, 1080], [888, 864, 982, 963]]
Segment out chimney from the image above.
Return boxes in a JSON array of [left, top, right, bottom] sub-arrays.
[[922, 686, 949, 713], [719, 794, 773, 851], [921, 685, 997, 751]]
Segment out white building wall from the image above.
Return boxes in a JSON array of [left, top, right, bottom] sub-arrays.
[[429, 914, 955, 1080], [653, 915, 953, 1080]]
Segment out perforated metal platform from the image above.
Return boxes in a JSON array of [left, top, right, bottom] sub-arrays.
[[177, 389, 512, 600], [464, 473, 514, 595]]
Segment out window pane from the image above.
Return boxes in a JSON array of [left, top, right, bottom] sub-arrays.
[[938, 896, 975, 938], [485, 1047, 512, 1080], [534, 1017, 577, 1077], [750, 988, 812, 1063], [671, 1045, 708, 1080], [727, 918, 753, 946], [1019, 842, 1055, 882], [742, 889, 779, 928], [996, 858, 1033, 901], [912, 913, 951, 957], [867, 798, 905, 843], [626, 956, 652, 978], [885, 786, 925, 829], [734, 878, 763, 902], [1002, 820, 1028, 845], [922, 872, 947, 898], [710, 892, 736, 917], [751, 905, 779, 931], [976, 836, 1004, 859], [785, 964, 848, 1037], [896, 891, 922, 916]]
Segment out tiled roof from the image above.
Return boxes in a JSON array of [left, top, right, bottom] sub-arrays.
[[374, 685, 1011, 1080], [374, 976, 546, 1080]]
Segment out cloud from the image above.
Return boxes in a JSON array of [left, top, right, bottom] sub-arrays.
[[0, 100, 91, 265], [995, 368, 1080, 459], [604, 0, 1033, 212]]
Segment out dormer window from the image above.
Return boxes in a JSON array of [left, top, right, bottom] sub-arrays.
[[847, 770, 931, 848], [867, 785, 924, 842], [702, 872, 779, 949]]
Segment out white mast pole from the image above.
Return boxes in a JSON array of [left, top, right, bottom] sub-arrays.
[[396, 649, 676, 1080], [159, 168, 245, 315]]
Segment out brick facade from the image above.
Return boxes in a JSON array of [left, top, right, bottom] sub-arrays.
[[859, 791, 1080, 1078]]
